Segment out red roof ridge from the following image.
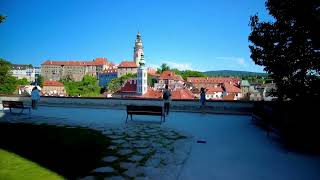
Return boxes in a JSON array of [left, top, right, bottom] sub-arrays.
[[43, 80, 64, 86]]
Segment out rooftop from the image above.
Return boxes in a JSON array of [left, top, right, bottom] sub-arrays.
[[43, 80, 64, 86], [187, 77, 240, 84], [159, 71, 184, 81], [42, 58, 108, 66], [118, 61, 138, 68]]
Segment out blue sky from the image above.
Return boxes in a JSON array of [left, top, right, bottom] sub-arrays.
[[0, 0, 271, 72]]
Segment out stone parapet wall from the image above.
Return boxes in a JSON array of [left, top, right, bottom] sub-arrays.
[[0, 96, 254, 115]]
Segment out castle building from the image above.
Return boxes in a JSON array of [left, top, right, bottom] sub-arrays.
[[41, 58, 109, 81], [117, 61, 138, 77]]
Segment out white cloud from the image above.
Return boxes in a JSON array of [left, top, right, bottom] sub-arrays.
[[237, 58, 245, 65], [148, 61, 194, 71], [148, 63, 160, 69], [215, 56, 246, 66], [163, 61, 192, 71]]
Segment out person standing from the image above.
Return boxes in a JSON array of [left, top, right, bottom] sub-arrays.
[[200, 87, 207, 109], [31, 86, 40, 109], [163, 85, 171, 116]]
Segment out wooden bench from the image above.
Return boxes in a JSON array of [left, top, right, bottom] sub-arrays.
[[126, 105, 165, 123], [2, 101, 31, 114]]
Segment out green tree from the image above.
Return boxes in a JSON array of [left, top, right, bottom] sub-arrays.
[[0, 59, 17, 94], [107, 73, 137, 93], [156, 63, 170, 74], [64, 75, 102, 97], [147, 74, 157, 87], [16, 78, 30, 86], [178, 70, 207, 80], [249, 0, 320, 100], [36, 75, 44, 87], [0, 15, 6, 23]]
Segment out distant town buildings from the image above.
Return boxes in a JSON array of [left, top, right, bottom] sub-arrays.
[[98, 66, 118, 87], [41, 58, 109, 81], [11, 64, 41, 82], [117, 61, 138, 77], [187, 77, 240, 89], [154, 71, 184, 90], [42, 80, 66, 96], [14, 32, 272, 101]]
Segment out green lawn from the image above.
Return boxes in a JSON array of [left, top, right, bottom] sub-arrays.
[[0, 123, 111, 179], [0, 149, 63, 180]]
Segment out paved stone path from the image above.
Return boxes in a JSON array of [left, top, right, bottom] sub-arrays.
[[0, 113, 193, 180], [82, 122, 193, 180]]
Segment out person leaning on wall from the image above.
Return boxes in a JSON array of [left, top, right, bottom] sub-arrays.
[[31, 86, 40, 109]]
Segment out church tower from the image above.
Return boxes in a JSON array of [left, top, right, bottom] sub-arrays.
[[133, 32, 144, 67], [137, 54, 148, 95]]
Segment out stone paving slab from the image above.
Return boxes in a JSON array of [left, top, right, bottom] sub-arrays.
[[0, 113, 193, 180]]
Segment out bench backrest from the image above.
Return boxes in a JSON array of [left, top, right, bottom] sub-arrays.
[[2, 101, 24, 108], [127, 105, 163, 113]]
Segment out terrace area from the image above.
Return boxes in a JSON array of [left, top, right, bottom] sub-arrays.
[[0, 97, 320, 180]]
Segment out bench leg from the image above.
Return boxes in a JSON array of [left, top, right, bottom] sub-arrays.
[[130, 114, 132, 121], [126, 114, 128, 123], [9, 107, 12, 113]]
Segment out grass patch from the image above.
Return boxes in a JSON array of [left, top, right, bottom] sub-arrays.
[[0, 122, 111, 179], [0, 149, 63, 180]]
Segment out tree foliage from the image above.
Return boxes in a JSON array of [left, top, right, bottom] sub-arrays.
[[63, 75, 101, 97], [16, 78, 30, 86], [36, 75, 44, 87], [0, 59, 17, 94], [156, 63, 170, 74], [147, 74, 157, 87], [0, 15, 6, 23], [174, 69, 207, 80], [249, 0, 320, 100], [107, 73, 137, 93]]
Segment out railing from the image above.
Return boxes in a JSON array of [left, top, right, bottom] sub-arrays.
[[0, 95, 254, 115]]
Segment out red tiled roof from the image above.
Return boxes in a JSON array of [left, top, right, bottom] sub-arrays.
[[223, 83, 241, 93], [142, 88, 194, 100], [118, 61, 137, 68], [206, 86, 224, 93], [159, 71, 184, 81], [223, 94, 235, 100], [120, 78, 137, 93], [142, 88, 163, 99], [187, 77, 240, 84], [43, 80, 64, 86], [171, 89, 195, 100], [42, 58, 108, 66], [101, 66, 118, 74]]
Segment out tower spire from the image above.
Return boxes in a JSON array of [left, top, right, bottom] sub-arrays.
[[133, 31, 144, 66]]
